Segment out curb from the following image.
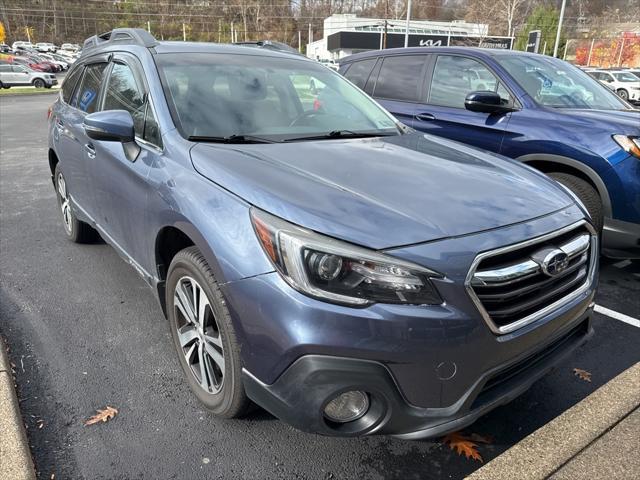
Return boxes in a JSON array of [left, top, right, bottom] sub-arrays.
[[0, 341, 36, 480], [467, 362, 640, 480]]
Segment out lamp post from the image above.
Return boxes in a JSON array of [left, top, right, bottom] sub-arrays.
[[404, 0, 412, 47], [553, 0, 566, 57]]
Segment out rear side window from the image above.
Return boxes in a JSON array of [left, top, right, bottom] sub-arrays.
[[0, 65, 11, 72], [344, 58, 377, 90], [72, 63, 107, 113], [61, 67, 82, 104], [429, 55, 500, 108], [373, 55, 425, 102]]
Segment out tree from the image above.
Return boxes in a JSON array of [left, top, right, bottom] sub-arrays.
[[515, 5, 565, 56], [0, 22, 5, 44]]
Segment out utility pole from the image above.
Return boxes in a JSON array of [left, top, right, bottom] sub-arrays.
[[587, 38, 595, 65], [404, 0, 412, 47], [383, 20, 388, 49], [182, 23, 186, 41], [617, 37, 625, 66], [309, 23, 312, 44], [147, 20, 151, 33], [298, 30, 302, 53], [553, 0, 566, 57]]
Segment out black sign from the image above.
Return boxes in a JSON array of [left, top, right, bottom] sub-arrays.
[[327, 31, 513, 52], [526, 30, 541, 53]]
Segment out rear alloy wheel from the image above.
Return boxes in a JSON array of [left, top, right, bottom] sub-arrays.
[[33, 78, 45, 88], [549, 172, 603, 233], [54, 164, 97, 243], [167, 247, 249, 418], [617, 89, 629, 101]]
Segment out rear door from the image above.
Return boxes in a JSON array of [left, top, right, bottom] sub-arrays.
[[413, 54, 514, 153], [368, 54, 429, 129], [0, 65, 14, 84], [11, 65, 31, 85]]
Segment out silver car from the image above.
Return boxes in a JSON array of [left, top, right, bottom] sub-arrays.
[[0, 64, 57, 89]]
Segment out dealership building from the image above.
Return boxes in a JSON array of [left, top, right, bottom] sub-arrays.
[[306, 14, 513, 61]]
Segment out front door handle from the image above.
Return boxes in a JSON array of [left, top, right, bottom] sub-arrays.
[[84, 143, 96, 159], [416, 113, 436, 122]]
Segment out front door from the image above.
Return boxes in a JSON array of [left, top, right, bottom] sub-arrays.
[[412, 54, 513, 154]]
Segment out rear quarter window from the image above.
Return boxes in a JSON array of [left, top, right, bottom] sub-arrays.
[[343, 58, 377, 90], [61, 66, 83, 104]]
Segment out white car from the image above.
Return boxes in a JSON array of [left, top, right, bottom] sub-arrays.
[[11, 41, 34, 51], [589, 70, 640, 103], [0, 64, 57, 89], [60, 43, 81, 53], [35, 42, 58, 52]]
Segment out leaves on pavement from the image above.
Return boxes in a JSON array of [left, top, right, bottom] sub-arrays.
[[84, 406, 118, 426], [442, 431, 489, 462], [573, 368, 592, 382]]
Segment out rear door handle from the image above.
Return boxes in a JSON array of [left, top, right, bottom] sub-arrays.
[[416, 113, 436, 122], [84, 143, 96, 159]]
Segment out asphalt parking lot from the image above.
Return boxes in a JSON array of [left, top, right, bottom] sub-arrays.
[[1, 94, 639, 480]]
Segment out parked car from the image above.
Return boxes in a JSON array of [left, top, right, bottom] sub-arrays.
[[588, 70, 640, 103], [39, 53, 69, 70], [0, 43, 11, 53], [48, 29, 597, 438], [11, 41, 34, 51], [340, 48, 640, 258], [628, 69, 640, 80], [60, 43, 81, 53], [8, 55, 49, 72], [0, 64, 57, 88], [35, 42, 58, 52]]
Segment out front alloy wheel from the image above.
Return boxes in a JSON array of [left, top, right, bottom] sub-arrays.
[[174, 276, 225, 394]]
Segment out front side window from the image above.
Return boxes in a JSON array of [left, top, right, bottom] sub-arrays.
[[429, 55, 504, 108], [156, 53, 399, 141], [103, 62, 146, 135], [344, 58, 377, 90], [373, 55, 425, 102], [495, 56, 628, 110], [73, 63, 107, 113]]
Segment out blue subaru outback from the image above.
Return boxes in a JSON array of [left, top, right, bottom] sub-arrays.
[[340, 47, 640, 258], [49, 30, 597, 438]]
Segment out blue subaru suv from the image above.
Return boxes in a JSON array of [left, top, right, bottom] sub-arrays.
[[48, 30, 597, 439], [340, 47, 640, 258]]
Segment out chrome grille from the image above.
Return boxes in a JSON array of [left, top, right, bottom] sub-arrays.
[[466, 221, 597, 335]]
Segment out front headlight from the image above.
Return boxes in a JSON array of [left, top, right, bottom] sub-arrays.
[[613, 135, 640, 159], [251, 209, 443, 307]]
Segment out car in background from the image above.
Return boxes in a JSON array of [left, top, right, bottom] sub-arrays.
[[6, 55, 51, 72], [0, 63, 57, 88], [588, 70, 640, 103], [36, 42, 58, 52], [0, 44, 11, 53], [60, 43, 81, 53], [624, 69, 640, 80], [318, 58, 339, 71], [48, 28, 597, 439], [12, 41, 34, 51], [39, 53, 69, 70], [340, 48, 640, 258]]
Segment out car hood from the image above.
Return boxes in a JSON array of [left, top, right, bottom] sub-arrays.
[[559, 108, 640, 135], [191, 133, 573, 249]]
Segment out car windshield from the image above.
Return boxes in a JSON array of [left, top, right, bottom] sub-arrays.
[[494, 55, 628, 110], [156, 52, 401, 141], [613, 72, 638, 82]]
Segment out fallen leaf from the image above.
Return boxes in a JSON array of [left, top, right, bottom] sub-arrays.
[[84, 406, 118, 426], [442, 431, 484, 462], [573, 368, 592, 382]]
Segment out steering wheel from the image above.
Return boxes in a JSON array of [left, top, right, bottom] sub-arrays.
[[289, 110, 323, 127]]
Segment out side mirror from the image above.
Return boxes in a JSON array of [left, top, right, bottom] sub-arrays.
[[84, 110, 140, 161], [464, 91, 514, 114]]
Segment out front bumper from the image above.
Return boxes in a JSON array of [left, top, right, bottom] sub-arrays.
[[243, 311, 593, 438], [603, 217, 640, 258]]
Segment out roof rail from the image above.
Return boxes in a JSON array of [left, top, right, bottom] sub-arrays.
[[233, 40, 303, 56], [82, 28, 158, 55]]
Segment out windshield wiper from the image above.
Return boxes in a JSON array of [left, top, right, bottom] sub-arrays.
[[283, 130, 397, 142], [187, 134, 279, 144]]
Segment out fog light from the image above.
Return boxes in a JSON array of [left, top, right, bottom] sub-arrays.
[[323, 391, 369, 423]]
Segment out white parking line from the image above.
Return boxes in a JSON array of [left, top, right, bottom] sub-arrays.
[[594, 304, 640, 328]]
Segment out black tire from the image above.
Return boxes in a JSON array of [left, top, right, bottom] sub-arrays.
[[166, 246, 250, 418], [33, 78, 45, 88], [549, 172, 603, 233], [617, 89, 629, 101], [45, 84, 52, 89], [54, 164, 98, 243]]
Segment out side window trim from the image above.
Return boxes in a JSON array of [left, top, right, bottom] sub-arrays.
[[372, 54, 429, 104], [363, 57, 382, 96]]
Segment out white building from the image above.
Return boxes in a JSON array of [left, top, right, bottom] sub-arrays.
[[307, 14, 496, 61]]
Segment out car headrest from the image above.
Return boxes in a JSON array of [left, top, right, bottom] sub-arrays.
[[228, 69, 267, 101]]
